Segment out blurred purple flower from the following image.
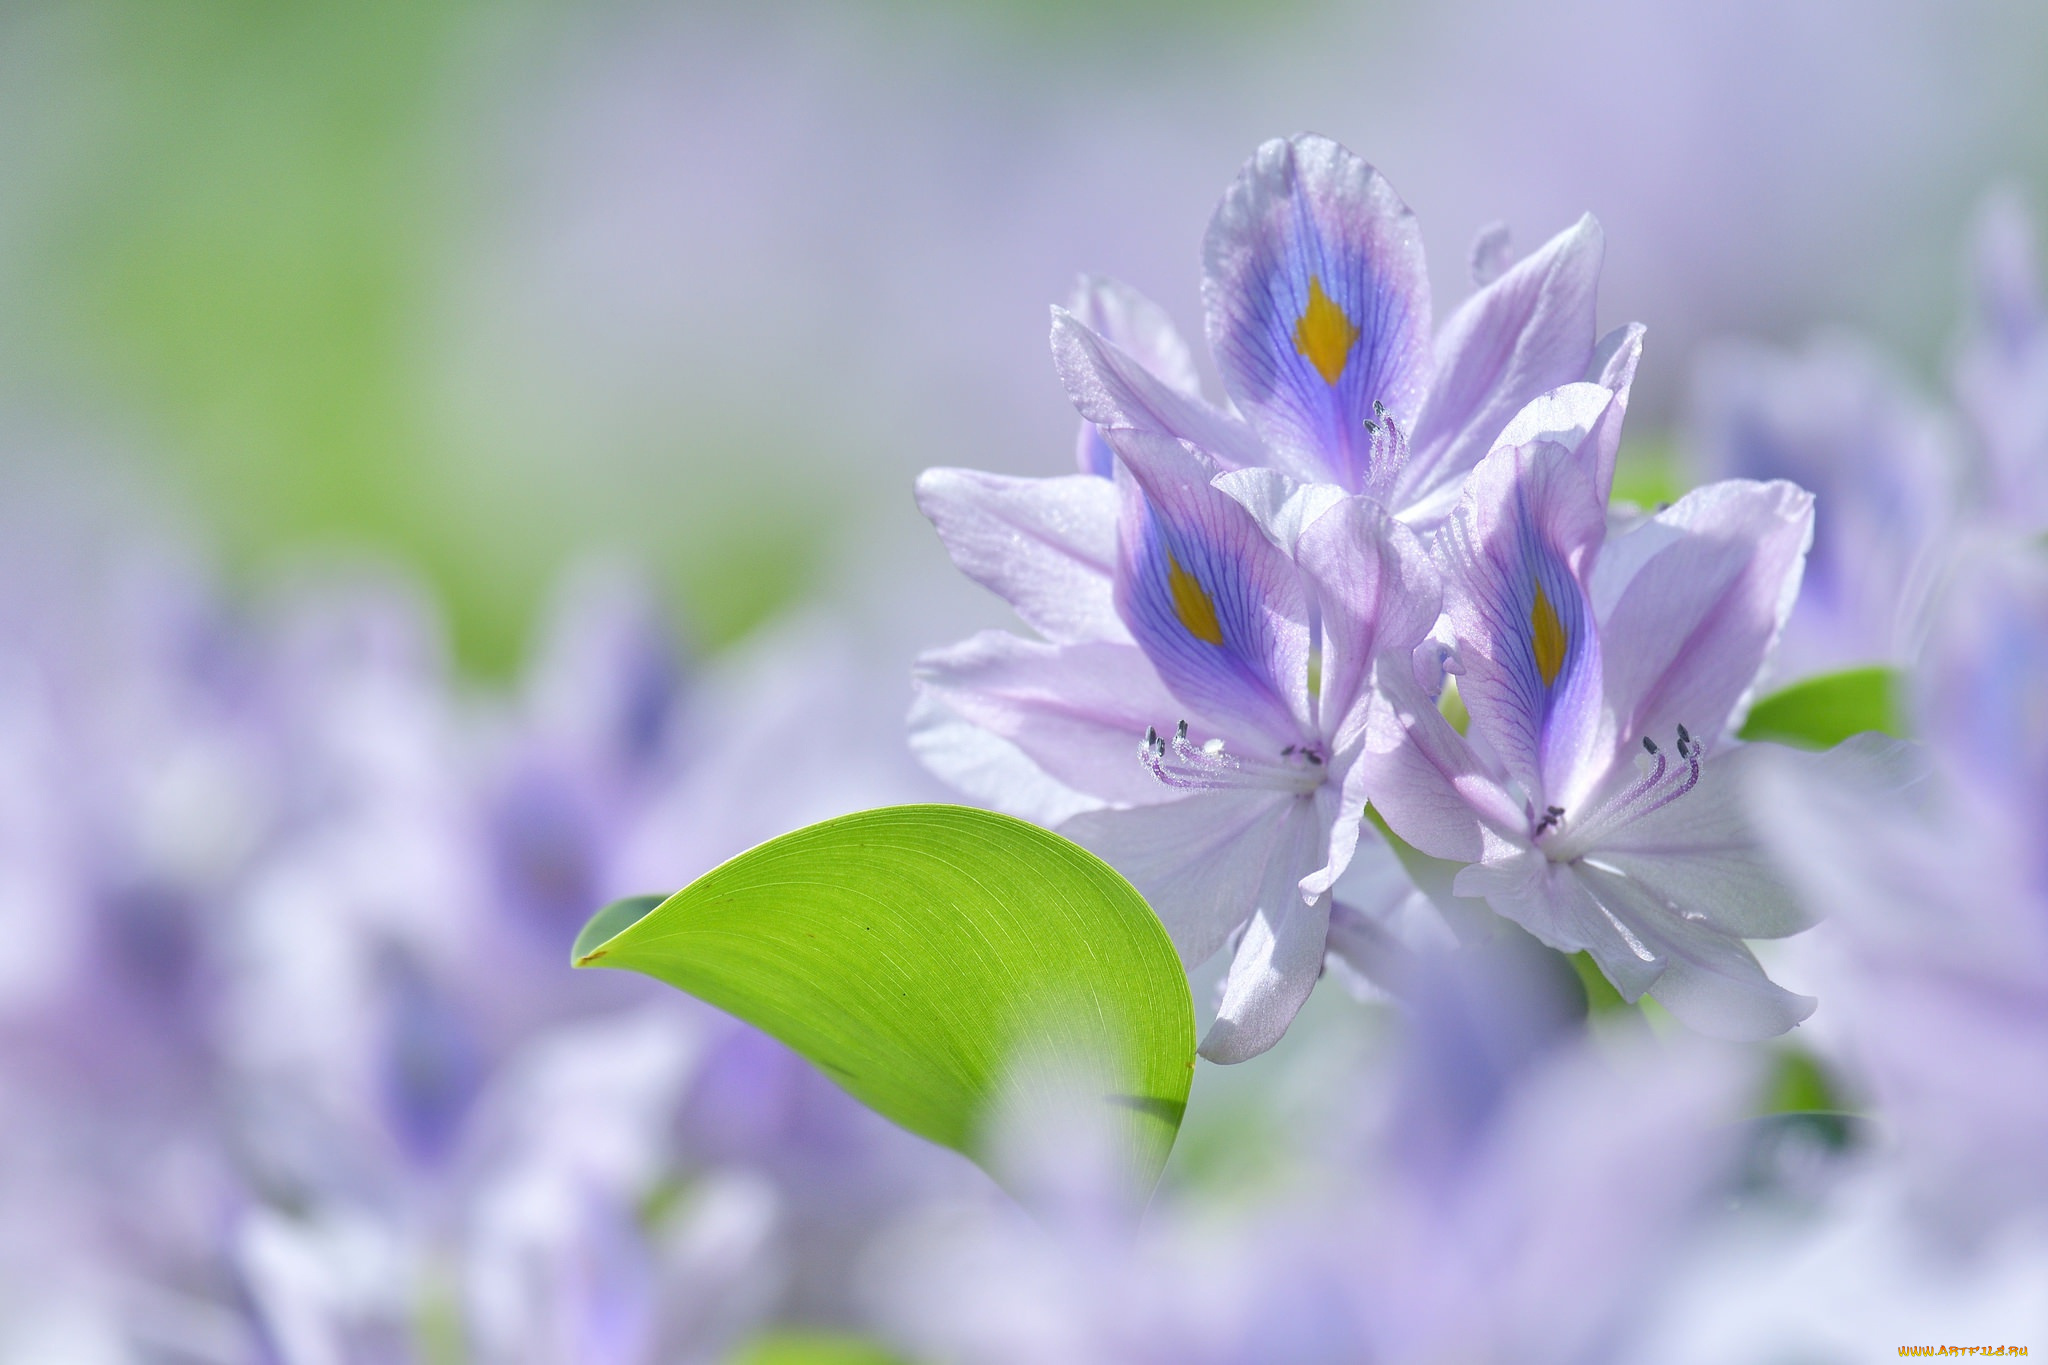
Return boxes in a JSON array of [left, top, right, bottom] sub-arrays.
[[1682, 191, 2048, 688], [870, 940, 1754, 1365], [1954, 192, 2048, 528], [1750, 540, 2048, 1239], [1688, 334, 1958, 676]]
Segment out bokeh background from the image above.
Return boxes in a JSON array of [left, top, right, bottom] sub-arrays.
[[1, 0, 2043, 673], [6, 3, 2048, 1360]]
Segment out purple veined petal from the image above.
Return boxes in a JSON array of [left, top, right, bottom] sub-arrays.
[[1202, 134, 1432, 492], [1052, 308, 1273, 475], [1061, 787, 1305, 969], [1581, 742, 1813, 941], [1199, 798, 1334, 1062], [1404, 215, 1604, 508], [914, 468, 1128, 646], [1569, 861, 1817, 1039], [1109, 429, 1314, 751], [1294, 494, 1441, 750], [1068, 276, 1204, 478], [913, 631, 1190, 808], [1591, 478, 1813, 754], [1437, 440, 1610, 813], [1352, 665, 1520, 865]]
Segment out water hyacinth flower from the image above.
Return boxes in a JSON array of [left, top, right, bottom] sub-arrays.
[[1750, 541, 2048, 1237], [1053, 133, 1643, 527], [915, 133, 1641, 1060], [919, 429, 1439, 1062], [1362, 427, 1831, 1039]]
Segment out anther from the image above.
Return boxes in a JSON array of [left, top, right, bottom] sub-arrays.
[[1176, 719, 1190, 741], [1643, 735, 1659, 755]]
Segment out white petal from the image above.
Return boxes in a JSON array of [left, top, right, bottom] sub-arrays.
[[1060, 788, 1302, 969], [1591, 742, 1811, 940], [915, 469, 1128, 645], [1573, 861, 1816, 1039], [1199, 801, 1334, 1062], [915, 632, 1186, 808], [1211, 467, 1348, 554], [906, 689, 1104, 827]]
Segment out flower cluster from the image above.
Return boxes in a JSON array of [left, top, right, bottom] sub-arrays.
[[916, 133, 1847, 1059]]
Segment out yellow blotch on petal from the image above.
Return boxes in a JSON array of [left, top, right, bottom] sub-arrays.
[[1530, 581, 1568, 688], [1167, 553, 1225, 645], [1292, 276, 1359, 386]]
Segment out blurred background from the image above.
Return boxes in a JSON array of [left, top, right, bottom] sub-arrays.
[[5, 2, 2048, 1359], [0, 0, 2043, 673]]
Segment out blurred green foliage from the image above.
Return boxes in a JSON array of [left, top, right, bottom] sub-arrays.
[[0, 0, 834, 672], [1739, 666, 1906, 749], [1609, 431, 1687, 510], [730, 1330, 910, 1365]]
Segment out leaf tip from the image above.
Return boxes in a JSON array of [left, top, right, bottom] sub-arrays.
[[569, 892, 669, 969]]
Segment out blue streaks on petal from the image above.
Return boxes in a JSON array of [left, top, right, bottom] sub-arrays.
[[1207, 138, 1430, 493], [1121, 495, 1303, 748]]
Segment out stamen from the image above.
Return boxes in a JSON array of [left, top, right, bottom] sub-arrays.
[[1540, 726, 1707, 856], [1138, 720, 1327, 795], [1362, 402, 1410, 500]]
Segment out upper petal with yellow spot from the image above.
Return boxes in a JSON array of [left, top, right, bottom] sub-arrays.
[[1292, 276, 1359, 386], [1168, 553, 1225, 645]]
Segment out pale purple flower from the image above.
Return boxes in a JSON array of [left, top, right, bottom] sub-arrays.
[[1362, 428, 1834, 1039], [1053, 133, 1642, 527], [1750, 540, 2048, 1238], [918, 428, 1439, 1062], [915, 133, 1641, 1061]]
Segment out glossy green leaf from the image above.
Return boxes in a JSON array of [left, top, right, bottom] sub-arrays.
[[573, 805, 1195, 1195], [1738, 666, 1905, 749]]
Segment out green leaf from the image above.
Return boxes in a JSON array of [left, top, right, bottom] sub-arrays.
[[1738, 666, 1906, 749], [573, 805, 1195, 1196]]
